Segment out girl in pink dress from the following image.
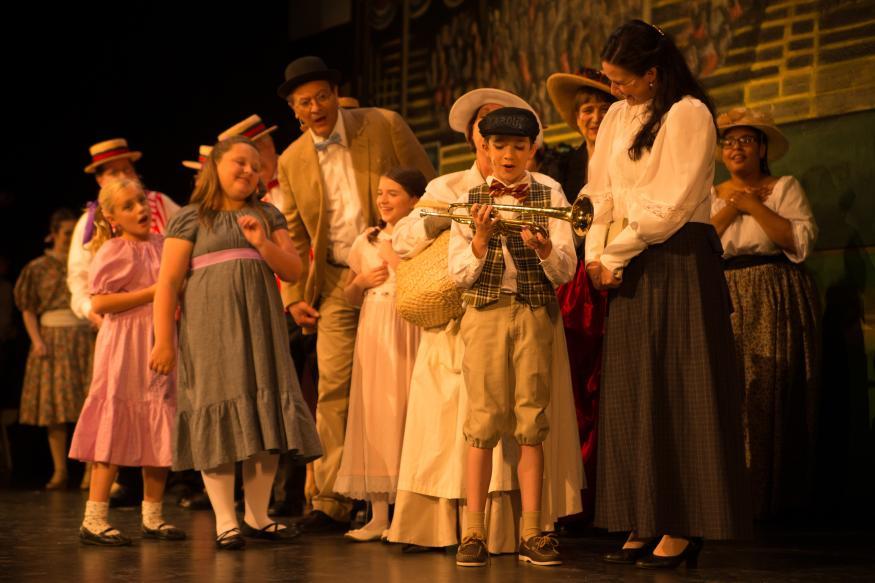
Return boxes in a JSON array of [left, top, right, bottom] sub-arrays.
[[69, 178, 183, 546], [335, 168, 426, 541]]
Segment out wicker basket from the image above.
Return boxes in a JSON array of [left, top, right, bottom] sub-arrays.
[[395, 230, 464, 329]]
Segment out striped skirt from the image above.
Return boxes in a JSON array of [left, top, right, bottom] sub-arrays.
[[724, 258, 820, 520], [595, 223, 752, 540]]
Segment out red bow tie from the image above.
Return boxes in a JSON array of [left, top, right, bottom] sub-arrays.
[[489, 181, 530, 201]]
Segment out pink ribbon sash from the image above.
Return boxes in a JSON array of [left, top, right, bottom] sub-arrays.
[[190, 248, 264, 271]]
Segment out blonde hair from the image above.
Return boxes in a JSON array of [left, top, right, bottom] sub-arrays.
[[90, 178, 145, 252], [190, 135, 266, 228]]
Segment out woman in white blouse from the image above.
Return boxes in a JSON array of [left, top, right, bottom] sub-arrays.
[[583, 20, 750, 569], [711, 107, 820, 521]]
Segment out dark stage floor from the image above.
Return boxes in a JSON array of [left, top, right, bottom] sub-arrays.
[[0, 490, 873, 582]]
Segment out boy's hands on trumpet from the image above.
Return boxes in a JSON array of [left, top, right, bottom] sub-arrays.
[[470, 203, 499, 259], [520, 227, 553, 260]]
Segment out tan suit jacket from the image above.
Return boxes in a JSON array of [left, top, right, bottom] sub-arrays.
[[277, 107, 436, 309]]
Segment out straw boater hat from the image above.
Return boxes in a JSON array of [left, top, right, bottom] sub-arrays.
[[546, 68, 614, 134], [84, 138, 142, 173], [716, 107, 789, 161], [182, 145, 213, 170], [338, 96, 360, 109], [448, 88, 545, 146], [277, 56, 341, 100], [218, 114, 278, 142]]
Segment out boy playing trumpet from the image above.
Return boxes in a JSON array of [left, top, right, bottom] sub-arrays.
[[447, 107, 576, 567]]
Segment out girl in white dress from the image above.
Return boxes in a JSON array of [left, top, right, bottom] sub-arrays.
[[335, 168, 427, 541]]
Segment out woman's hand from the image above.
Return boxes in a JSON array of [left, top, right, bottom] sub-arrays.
[[598, 262, 622, 289], [32, 339, 48, 358], [727, 188, 764, 214], [149, 342, 176, 375], [356, 263, 389, 290], [237, 215, 267, 249], [586, 261, 603, 289]]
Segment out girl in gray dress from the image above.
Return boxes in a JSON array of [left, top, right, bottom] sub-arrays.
[[150, 135, 322, 550]]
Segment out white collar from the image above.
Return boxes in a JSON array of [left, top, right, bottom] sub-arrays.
[[310, 109, 348, 148]]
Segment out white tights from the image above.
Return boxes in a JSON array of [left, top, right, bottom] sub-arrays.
[[201, 452, 279, 536]]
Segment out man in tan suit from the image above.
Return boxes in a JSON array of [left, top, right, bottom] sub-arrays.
[[276, 56, 435, 531]]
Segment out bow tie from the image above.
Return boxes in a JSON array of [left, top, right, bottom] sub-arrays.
[[266, 178, 279, 191], [489, 181, 530, 201], [314, 132, 342, 152]]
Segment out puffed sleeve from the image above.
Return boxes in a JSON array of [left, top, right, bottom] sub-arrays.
[[347, 231, 371, 275], [164, 205, 200, 243], [600, 98, 717, 272], [774, 176, 817, 263], [260, 202, 289, 232], [89, 239, 137, 295], [581, 103, 620, 265], [13, 260, 41, 313]]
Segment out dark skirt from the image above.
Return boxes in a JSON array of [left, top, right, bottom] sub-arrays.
[[724, 260, 820, 520], [595, 223, 752, 540]]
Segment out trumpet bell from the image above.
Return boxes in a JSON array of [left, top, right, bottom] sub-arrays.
[[570, 196, 594, 237]]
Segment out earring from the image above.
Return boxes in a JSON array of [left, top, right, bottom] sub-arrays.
[[649, 81, 654, 89]]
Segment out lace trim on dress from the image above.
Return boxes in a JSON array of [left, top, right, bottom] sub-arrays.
[[639, 195, 689, 222], [586, 192, 613, 205]]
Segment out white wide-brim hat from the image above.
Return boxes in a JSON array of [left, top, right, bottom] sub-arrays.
[[448, 88, 544, 146]]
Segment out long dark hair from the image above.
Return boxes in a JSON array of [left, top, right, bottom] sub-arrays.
[[368, 167, 426, 244], [601, 19, 716, 160]]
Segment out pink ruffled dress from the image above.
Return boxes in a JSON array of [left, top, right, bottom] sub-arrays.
[[69, 234, 174, 467]]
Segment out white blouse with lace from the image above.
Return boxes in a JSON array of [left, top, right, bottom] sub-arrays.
[[583, 96, 716, 272], [710, 175, 817, 263]]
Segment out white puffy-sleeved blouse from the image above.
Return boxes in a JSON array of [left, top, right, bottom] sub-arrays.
[[710, 175, 817, 263], [583, 97, 717, 272]]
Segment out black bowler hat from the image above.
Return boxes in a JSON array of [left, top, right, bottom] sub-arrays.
[[478, 107, 540, 141], [277, 56, 342, 100]]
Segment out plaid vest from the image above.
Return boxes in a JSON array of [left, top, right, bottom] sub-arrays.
[[461, 180, 556, 308]]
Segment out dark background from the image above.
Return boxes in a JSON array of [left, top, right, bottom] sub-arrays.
[[0, 1, 362, 484], [0, 1, 363, 276]]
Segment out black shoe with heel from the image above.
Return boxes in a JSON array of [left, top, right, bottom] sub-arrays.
[[635, 537, 704, 569], [603, 537, 658, 564]]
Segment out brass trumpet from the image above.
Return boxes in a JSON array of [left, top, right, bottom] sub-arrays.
[[419, 196, 593, 238]]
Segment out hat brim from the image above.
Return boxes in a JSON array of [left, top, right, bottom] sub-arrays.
[[181, 161, 202, 170], [277, 70, 342, 100], [84, 151, 142, 174], [448, 88, 544, 147], [717, 122, 789, 162], [546, 73, 614, 134], [252, 125, 279, 141]]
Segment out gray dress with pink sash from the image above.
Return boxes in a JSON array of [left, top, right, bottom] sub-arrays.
[[166, 203, 322, 471]]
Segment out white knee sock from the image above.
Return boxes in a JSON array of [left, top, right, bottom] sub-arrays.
[[242, 452, 281, 529], [201, 463, 238, 536]]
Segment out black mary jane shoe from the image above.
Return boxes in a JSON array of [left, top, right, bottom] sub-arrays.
[[216, 528, 246, 550], [142, 523, 187, 541], [240, 521, 301, 542], [79, 526, 132, 547], [635, 537, 704, 569], [603, 538, 658, 564]]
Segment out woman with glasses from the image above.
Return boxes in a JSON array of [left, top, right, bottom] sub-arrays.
[[711, 107, 820, 521]]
